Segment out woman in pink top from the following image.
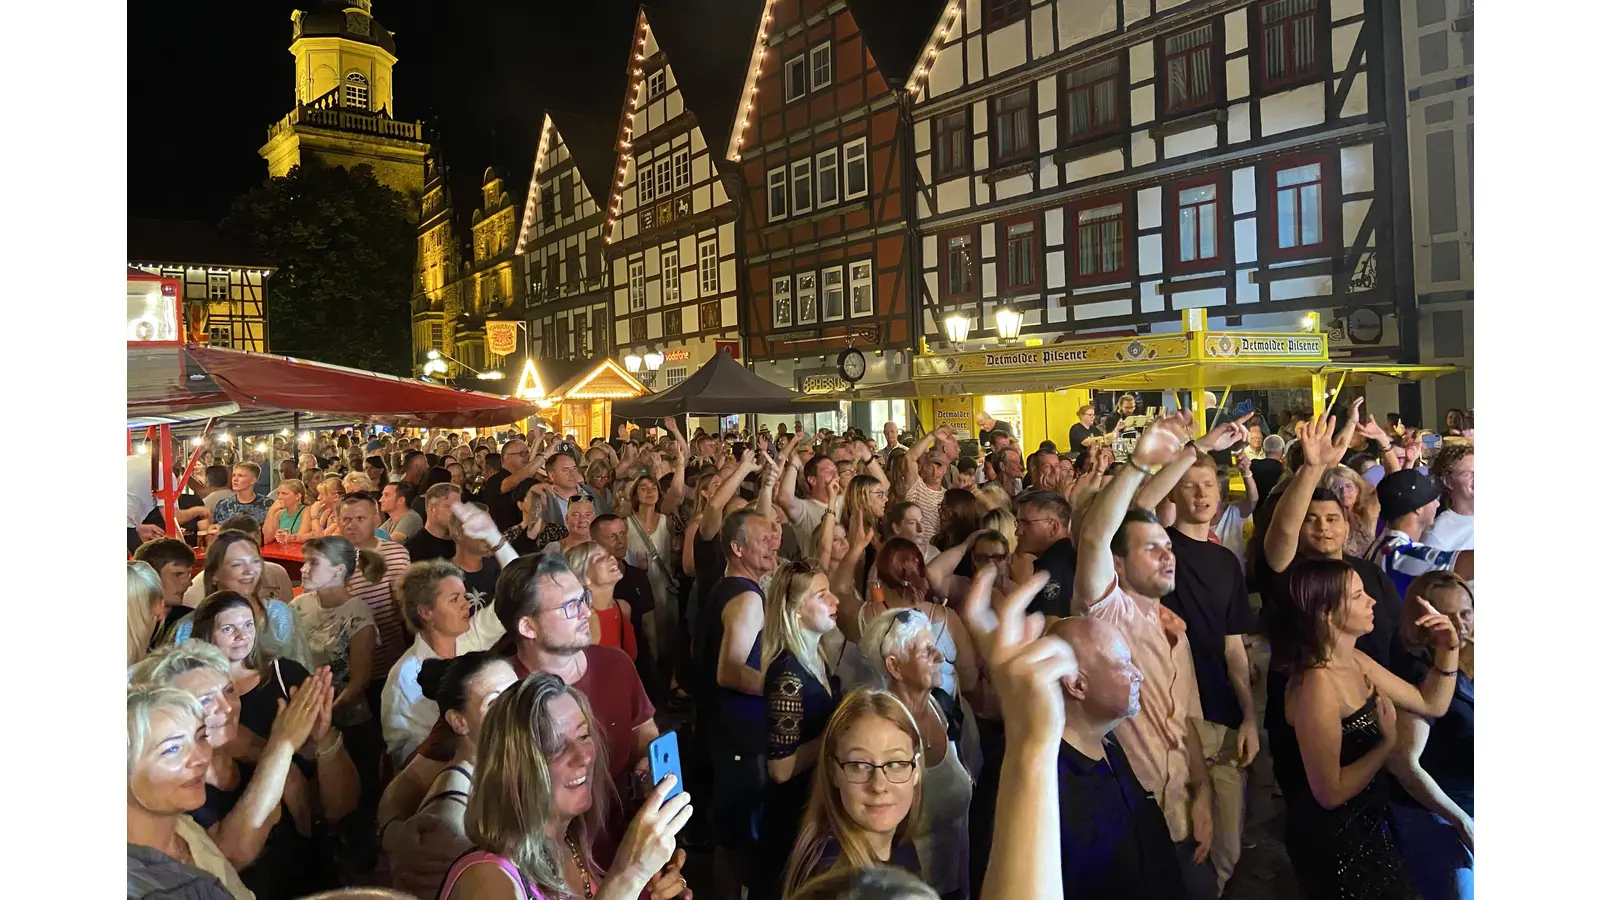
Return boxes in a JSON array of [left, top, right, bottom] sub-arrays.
[[438, 673, 693, 900]]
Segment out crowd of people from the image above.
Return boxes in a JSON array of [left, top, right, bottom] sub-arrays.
[[128, 401, 1474, 900]]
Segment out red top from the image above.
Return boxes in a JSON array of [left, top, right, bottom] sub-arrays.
[[592, 602, 636, 661]]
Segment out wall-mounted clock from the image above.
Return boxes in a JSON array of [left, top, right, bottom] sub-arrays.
[[838, 348, 866, 384]]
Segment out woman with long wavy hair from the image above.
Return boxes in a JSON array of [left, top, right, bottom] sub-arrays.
[[782, 688, 925, 899], [1269, 557, 1461, 900], [174, 530, 309, 669], [1320, 465, 1381, 559], [930, 488, 982, 553], [439, 673, 693, 900]]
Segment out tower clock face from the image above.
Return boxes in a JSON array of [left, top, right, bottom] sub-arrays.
[[838, 349, 867, 383], [347, 12, 371, 35]]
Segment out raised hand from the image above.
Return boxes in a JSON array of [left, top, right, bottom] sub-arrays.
[[451, 502, 503, 546], [645, 847, 692, 900], [847, 507, 870, 550], [271, 668, 326, 751], [1235, 451, 1252, 477], [1300, 405, 1354, 469], [1195, 418, 1248, 453], [1132, 410, 1195, 470], [612, 775, 694, 888], [1375, 693, 1397, 745], [960, 567, 1075, 746], [1416, 598, 1462, 651]]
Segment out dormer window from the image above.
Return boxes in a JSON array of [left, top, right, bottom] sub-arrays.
[[344, 72, 369, 110]]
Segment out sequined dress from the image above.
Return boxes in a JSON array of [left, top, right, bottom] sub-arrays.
[[1278, 692, 1416, 900]]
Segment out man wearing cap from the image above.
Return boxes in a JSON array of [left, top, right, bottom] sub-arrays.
[[1367, 468, 1473, 597]]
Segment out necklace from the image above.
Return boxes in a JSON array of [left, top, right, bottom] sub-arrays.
[[564, 835, 595, 900]]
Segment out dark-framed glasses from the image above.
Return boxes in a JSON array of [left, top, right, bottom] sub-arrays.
[[548, 589, 594, 620], [833, 755, 919, 784]]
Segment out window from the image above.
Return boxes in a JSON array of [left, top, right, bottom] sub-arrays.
[[647, 69, 666, 99], [542, 320, 556, 354], [662, 249, 680, 303], [207, 274, 230, 301], [796, 272, 818, 324], [429, 323, 445, 349], [587, 242, 603, 282], [1072, 200, 1130, 284], [541, 187, 555, 226], [700, 299, 722, 330], [639, 160, 655, 204], [934, 110, 970, 179], [556, 318, 570, 357], [1259, 0, 1321, 91], [629, 260, 646, 310], [1172, 180, 1222, 269], [1064, 57, 1121, 143], [791, 159, 814, 216], [628, 313, 647, 344], [655, 158, 672, 200], [528, 259, 544, 297], [549, 251, 562, 290], [786, 56, 807, 102], [991, 87, 1033, 164], [822, 266, 845, 321], [565, 252, 579, 285], [673, 148, 691, 191], [208, 325, 233, 347], [984, 0, 1027, 29], [557, 175, 571, 216], [1002, 217, 1038, 291], [665, 365, 689, 387], [773, 275, 794, 328], [810, 42, 833, 90], [767, 168, 789, 221], [344, 72, 369, 109], [849, 261, 873, 316], [1270, 160, 1327, 255], [942, 231, 977, 299], [664, 308, 683, 337], [574, 311, 590, 355], [843, 138, 868, 200], [816, 148, 840, 208], [1161, 24, 1217, 115], [698, 238, 719, 294]]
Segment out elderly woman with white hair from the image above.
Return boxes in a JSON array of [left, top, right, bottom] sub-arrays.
[[127, 683, 254, 900], [861, 608, 972, 900]]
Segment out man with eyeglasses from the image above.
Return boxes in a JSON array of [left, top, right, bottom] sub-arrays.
[[479, 437, 536, 530], [1015, 491, 1075, 619], [533, 449, 612, 526]]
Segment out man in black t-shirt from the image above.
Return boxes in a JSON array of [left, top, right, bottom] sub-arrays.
[[1017, 491, 1075, 618], [976, 410, 1014, 449], [404, 483, 460, 563]]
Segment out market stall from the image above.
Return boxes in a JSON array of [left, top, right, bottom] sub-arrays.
[[536, 358, 649, 446], [910, 310, 1453, 451]]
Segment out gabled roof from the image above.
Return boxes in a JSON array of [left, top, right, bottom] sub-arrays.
[[847, 0, 951, 87], [901, 1, 967, 99], [640, 0, 765, 169]]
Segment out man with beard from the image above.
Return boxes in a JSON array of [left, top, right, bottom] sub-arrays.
[[1073, 410, 1220, 899]]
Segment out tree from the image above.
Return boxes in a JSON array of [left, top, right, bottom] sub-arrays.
[[222, 162, 415, 375]]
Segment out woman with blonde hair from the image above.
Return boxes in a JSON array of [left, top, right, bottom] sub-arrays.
[[979, 507, 1016, 552], [129, 560, 166, 667], [438, 673, 693, 900], [1320, 464, 1380, 558], [127, 684, 253, 900], [263, 478, 314, 545], [342, 471, 376, 495], [782, 688, 925, 899], [565, 540, 637, 660], [306, 476, 346, 536], [758, 559, 843, 900]]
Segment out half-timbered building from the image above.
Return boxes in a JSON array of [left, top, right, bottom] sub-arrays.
[[516, 111, 618, 367], [729, 0, 947, 432], [129, 219, 274, 353], [909, 0, 1407, 380], [602, 2, 764, 389]]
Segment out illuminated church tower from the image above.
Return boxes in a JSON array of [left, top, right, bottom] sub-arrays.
[[258, 0, 429, 212]]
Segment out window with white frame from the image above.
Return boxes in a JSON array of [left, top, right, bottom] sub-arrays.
[[791, 159, 814, 216], [785, 55, 807, 102], [639, 160, 656, 204], [849, 261, 873, 316], [662, 249, 680, 302], [207, 273, 230, 301], [843, 138, 868, 200], [816, 148, 839, 208], [796, 272, 818, 324], [822, 266, 845, 321], [767, 168, 788, 221], [208, 325, 233, 348], [773, 275, 794, 328], [647, 69, 666, 99], [655, 158, 672, 199], [698, 238, 719, 294], [810, 42, 833, 90], [344, 71, 369, 109], [629, 260, 646, 310], [665, 365, 689, 387], [673, 148, 690, 191]]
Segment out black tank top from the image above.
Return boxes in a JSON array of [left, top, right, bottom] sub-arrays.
[[694, 575, 761, 702]]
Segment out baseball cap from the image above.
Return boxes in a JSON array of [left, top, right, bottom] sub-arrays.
[[1377, 469, 1439, 522]]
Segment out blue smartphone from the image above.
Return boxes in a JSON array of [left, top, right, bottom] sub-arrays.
[[647, 731, 684, 801]]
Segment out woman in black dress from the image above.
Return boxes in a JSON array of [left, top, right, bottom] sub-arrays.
[[1270, 558, 1463, 900], [758, 559, 842, 900]]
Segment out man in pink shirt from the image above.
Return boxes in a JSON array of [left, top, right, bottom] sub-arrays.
[[1072, 409, 1248, 899]]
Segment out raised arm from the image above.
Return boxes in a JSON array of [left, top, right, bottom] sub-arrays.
[[905, 428, 940, 466], [773, 432, 807, 523], [831, 509, 872, 644], [927, 531, 979, 598], [1235, 452, 1260, 518], [209, 671, 323, 867], [1354, 410, 1403, 475], [1134, 447, 1197, 511], [702, 453, 761, 541], [1357, 605, 1460, 719], [755, 454, 779, 520], [1264, 407, 1357, 573]]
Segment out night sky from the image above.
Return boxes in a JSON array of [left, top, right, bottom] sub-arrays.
[[127, 0, 653, 229]]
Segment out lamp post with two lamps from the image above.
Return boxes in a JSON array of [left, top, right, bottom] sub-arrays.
[[940, 304, 1023, 349], [623, 346, 666, 387], [422, 348, 505, 383]]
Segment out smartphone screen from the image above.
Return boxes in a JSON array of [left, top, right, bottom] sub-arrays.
[[647, 731, 684, 801]]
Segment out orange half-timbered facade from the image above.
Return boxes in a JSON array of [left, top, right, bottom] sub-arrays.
[[730, 0, 946, 422]]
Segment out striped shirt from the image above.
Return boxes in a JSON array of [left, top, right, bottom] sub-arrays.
[[906, 479, 946, 546], [1366, 529, 1459, 598], [351, 540, 412, 677]]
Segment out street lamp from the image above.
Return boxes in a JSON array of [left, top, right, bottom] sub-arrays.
[[424, 347, 503, 381], [994, 306, 1023, 345], [625, 348, 665, 387], [943, 310, 973, 348]]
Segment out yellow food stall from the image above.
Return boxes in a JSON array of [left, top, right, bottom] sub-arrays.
[[912, 310, 1453, 448], [536, 358, 649, 447]]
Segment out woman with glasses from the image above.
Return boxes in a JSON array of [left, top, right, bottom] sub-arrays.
[[1320, 464, 1381, 559], [862, 611, 969, 900], [782, 688, 925, 899], [758, 559, 843, 900], [1387, 572, 1475, 900], [174, 530, 309, 669]]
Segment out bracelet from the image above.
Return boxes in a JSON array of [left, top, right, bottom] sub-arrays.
[[1129, 459, 1156, 477], [316, 733, 345, 758], [1432, 665, 1458, 676], [491, 533, 510, 553]]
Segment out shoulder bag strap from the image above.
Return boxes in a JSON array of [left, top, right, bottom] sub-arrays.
[[627, 515, 665, 571]]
